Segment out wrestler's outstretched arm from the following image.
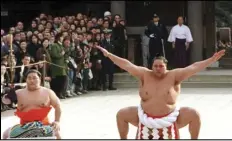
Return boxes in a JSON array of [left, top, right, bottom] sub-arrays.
[[95, 45, 148, 79], [174, 49, 225, 83]]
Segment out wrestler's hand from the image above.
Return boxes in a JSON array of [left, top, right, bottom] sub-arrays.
[[95, 46, 110, 57], [52, 121, 60, 132], [211, 49, 226, 62]]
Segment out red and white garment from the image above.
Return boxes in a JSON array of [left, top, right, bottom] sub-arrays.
[[137, 105, 180, 139]]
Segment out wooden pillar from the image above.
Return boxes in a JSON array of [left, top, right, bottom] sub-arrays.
[[188, 1, 204, 63], [204, 1, 216, 58], [127, 38, 135, 63], [111, 1, 126, 19]]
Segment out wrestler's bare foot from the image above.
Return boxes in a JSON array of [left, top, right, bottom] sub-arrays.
[[116, 106, 139, 139], [54, 130, 61, 139], [177, 107, 201, 139]]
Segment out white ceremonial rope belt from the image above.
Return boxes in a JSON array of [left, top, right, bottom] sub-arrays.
[[138, 104, 180, 129]]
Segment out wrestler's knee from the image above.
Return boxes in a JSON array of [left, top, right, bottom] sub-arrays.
[[177, 107, 201, 128], [116, 107, 136, 120], [116, 108, 126, 119], [116, 106, 139, 127], [189, 108, 201, 124], [187, 108, 201, 122]]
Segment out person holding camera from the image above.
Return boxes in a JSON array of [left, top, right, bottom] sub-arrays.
[[70, 35, 87, 95], [90, 41, 102, 90]]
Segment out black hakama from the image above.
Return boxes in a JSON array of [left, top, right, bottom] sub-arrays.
[[174, 38, 187, 68]]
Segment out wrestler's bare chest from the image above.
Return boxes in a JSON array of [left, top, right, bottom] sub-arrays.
[[17, 89, 50, 112], [139, 72, 180, 115]]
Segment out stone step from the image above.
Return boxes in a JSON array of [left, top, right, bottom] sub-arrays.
[[112, 70, 232, 88], [219, 64, 232, 69], [113, 73, 232, 83], [220, 58, 232, 62], [113, 82, 232, 88], [219, 58, 232, 69]]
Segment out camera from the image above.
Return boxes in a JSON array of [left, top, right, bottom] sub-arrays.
[[1, 84, 11, 96], [67, 56, 77, 70], [1, 85, 12, 111], [1, 84, 24, 104]]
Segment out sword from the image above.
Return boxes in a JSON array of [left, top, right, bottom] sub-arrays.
[[19, 65, 25, 83], [9, 34, 14, 84], [161, 39, 166, 58]]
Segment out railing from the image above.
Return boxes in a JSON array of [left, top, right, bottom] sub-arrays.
[[5, 54, 68, 87]]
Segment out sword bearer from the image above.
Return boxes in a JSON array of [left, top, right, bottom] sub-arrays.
[[145, 14, 169, 69]]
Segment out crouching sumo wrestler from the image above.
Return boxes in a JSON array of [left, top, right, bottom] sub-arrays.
[[94, 45, 225, 139], [2, 69, 62, 139]]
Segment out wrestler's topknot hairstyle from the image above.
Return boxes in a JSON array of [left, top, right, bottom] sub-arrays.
[[25, 69, 42, 78], [153, 53, 168, 64]]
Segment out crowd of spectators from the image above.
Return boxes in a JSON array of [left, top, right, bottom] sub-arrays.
[[1, 11, 128, 111]]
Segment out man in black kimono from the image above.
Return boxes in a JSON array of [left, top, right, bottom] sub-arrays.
[[145, 14, 168, 69]]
